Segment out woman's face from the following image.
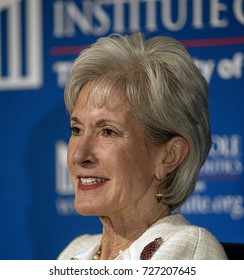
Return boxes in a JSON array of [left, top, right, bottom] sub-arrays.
[[67, 82, 165, 217]]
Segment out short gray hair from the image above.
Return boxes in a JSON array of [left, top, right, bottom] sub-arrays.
[[64, 32, 211, 209]]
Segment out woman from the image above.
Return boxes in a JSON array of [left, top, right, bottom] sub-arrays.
[[58, 32, 227, 260]]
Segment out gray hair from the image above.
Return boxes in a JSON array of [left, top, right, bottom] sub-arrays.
[[64, 32, 211, 209]]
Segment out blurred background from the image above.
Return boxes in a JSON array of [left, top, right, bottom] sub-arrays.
[[0, 0, 243, 259]]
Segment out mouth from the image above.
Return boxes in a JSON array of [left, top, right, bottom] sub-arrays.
[[77, 176, 108, 190]]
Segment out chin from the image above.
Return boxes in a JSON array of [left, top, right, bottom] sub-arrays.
[[74, 201, 101, 216]]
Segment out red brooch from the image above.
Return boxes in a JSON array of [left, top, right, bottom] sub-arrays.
[[140, 237, 163, 260]]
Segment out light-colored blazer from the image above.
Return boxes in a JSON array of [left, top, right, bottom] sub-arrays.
[[58, 214, 227, 260]]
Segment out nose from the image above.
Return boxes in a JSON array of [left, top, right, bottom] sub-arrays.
[[70, 135, 97, 168]]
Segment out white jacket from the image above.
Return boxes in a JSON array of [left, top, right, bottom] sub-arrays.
[[58, 214, 227, 260]]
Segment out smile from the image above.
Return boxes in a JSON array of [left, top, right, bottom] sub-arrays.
[[78, 176, 108, 190], [79, 177, 107, 185]]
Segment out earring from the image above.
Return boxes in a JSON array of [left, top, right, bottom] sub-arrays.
[[154, 179, 163, 202], [155, 190, 163, 202]]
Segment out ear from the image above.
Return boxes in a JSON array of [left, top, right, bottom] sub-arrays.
[[154, 137, 189, 180]]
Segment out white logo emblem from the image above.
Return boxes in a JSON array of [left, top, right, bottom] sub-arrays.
[[0, 0, 42, 90]]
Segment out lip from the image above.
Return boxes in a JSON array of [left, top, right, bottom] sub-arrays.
[[77, 175, 109, 190]]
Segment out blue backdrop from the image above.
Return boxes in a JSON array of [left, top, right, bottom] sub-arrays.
[[0, 0, 244, 259]]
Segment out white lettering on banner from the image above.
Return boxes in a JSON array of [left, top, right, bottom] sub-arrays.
[[52, 61, 73, 88], [181, 194, 244, 220], [160, 0, 188, 31], [217, 52, 244, 79], [202, 159, 243, 176], [181, 135, 243, 220], [210, 0, 228, 28], [193, 59, 216, 83], [0, 0, 43, 90], [52, 61, 73, 87], [210, 135, 241, 158], [53, 0, 244, 37], [234, 0, 244, 24], [201, 134, 243, 177], [193, 52, 244, 82]]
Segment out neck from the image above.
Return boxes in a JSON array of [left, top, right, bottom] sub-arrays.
[[98, 204, 170, 260]]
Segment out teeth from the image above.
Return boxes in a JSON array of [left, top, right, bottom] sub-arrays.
[[79, 177, 107, 185]]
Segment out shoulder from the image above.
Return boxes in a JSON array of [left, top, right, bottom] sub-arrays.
[[57, 234, 102, 260], [153, 214, 227, 259]]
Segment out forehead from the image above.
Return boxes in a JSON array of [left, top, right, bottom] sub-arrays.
[[74, 81, 129, 113]]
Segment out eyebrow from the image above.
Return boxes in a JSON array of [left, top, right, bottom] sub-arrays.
[[70, 116, 125, 128], [70, 117, 80, 124]]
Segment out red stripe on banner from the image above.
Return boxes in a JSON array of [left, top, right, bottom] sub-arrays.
[[180, 36, 244, 48], [49, 45, 89, 55], [49, 37, 244, 55]]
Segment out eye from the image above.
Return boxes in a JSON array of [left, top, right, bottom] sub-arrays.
[[70, 126, 82, 136], [102, 128, 119, 137]]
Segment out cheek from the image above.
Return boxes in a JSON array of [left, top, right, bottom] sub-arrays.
[[130, 148, 155, 184], [109, 144, 153, 183], [100, 147, 126, 176], [67, 140, 75, 170]]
